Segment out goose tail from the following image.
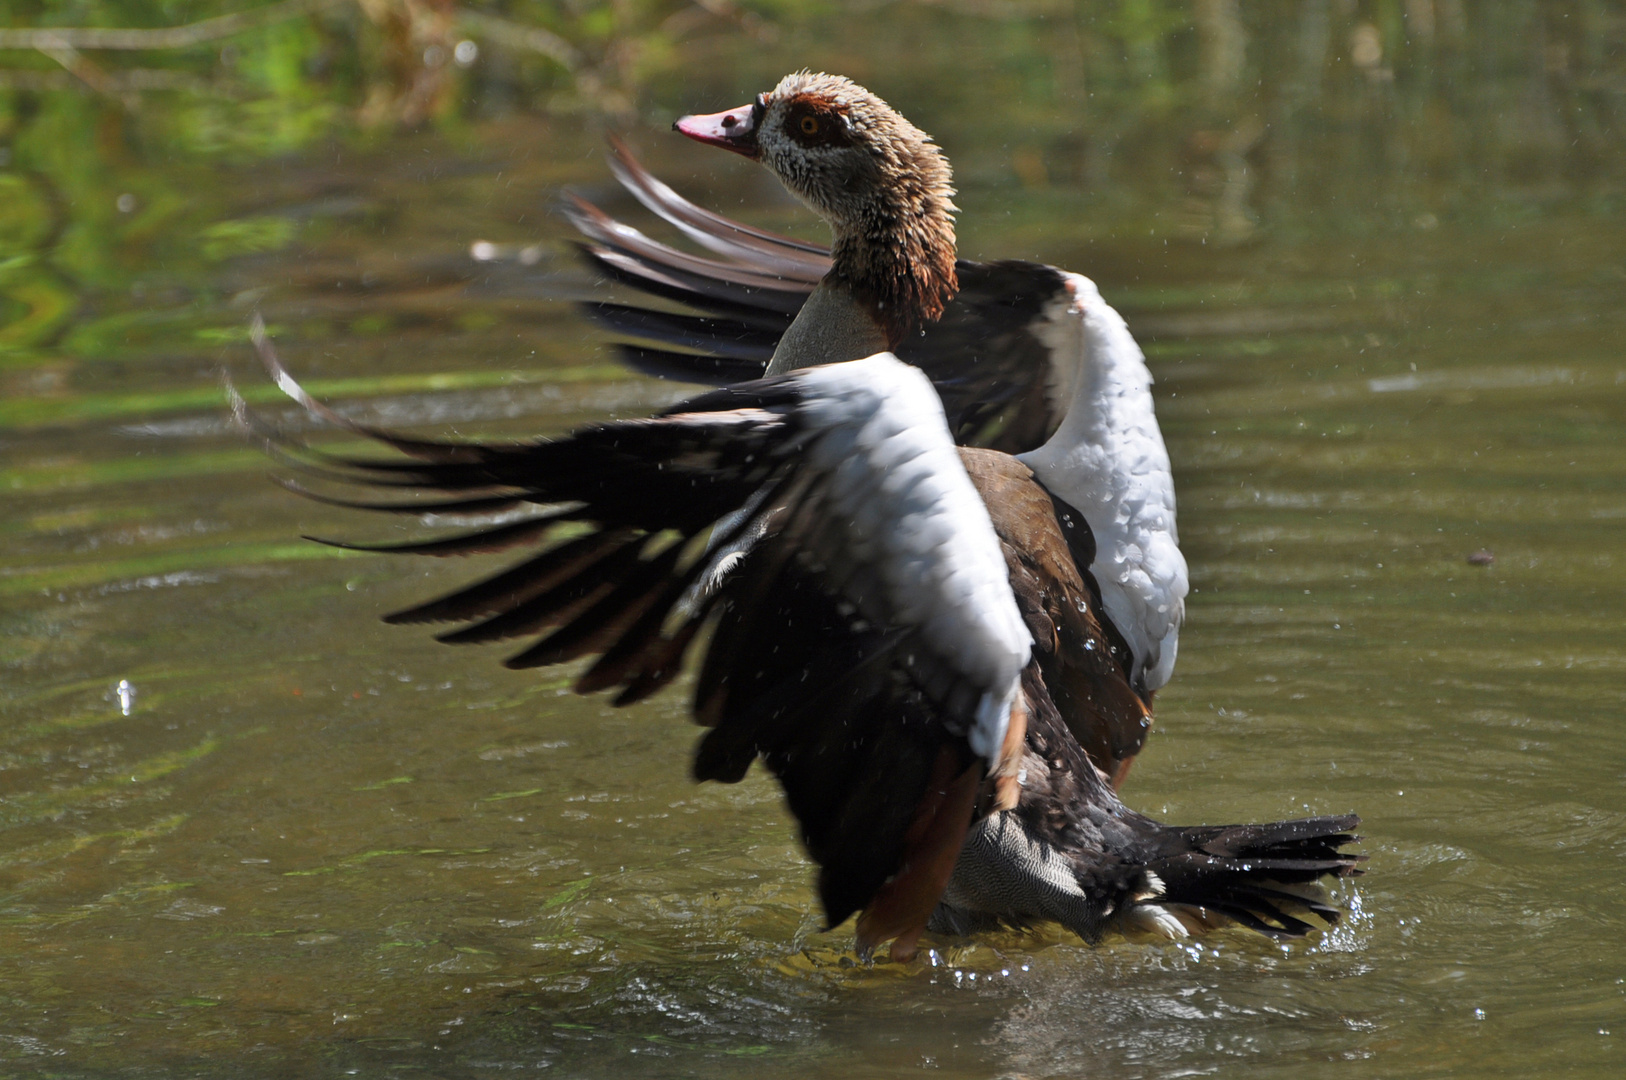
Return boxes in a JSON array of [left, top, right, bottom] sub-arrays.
[[1119, 814, 1365, 941]]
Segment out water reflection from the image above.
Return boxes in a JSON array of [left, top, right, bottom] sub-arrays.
[[2, 3, 1625, 1079]]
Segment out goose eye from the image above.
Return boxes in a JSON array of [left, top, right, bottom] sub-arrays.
[[799, 116, 821, 135]]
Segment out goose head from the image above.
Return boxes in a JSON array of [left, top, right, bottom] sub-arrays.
[[675, 71, 960, 344]]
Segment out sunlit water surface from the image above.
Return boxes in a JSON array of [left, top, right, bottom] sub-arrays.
[[3, 9, 1625, 1079]]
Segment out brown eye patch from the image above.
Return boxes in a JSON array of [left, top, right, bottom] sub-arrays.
[[782, 98, 854, 148]]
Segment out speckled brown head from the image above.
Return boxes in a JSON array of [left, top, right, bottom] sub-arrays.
[[675, 71, 960, 346]]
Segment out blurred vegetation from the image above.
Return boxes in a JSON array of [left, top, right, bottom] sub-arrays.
[[0, 1, 1622, 358]]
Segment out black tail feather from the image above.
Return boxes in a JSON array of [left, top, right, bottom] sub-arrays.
[[1148, 814, 1364, 940], [1242, 884, 1345, 925], [1205, 903, 1318, 940]]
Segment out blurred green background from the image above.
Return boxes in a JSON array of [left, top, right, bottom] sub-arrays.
[[3, 0, 1620, 371]]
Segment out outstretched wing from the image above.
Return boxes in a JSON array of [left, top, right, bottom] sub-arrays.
[[567, 142, 1066, 451], [241, 329, 1031, 942]]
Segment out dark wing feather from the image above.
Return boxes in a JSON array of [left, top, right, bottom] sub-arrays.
[[575, 242, 805, 325], [564, 147, 1067, 450], [244, 343, 1024, 944], [580, 302, 781, 362], [611, 133, 839, 268], [435, 534, 649, 646], [613, 343, 769, 386], [908, 260, 1065, 452], [691, 556, 974, 933], [565, 196, 812, 318], [606, 136, 832, 273], [383, 529, 636, 625], [308, 514, 567, 557]]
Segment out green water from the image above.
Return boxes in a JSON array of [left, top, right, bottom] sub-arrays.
[[2, 3, 1624, 1077]]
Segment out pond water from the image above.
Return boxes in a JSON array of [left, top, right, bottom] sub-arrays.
[[2, 4, 1623, 1078]]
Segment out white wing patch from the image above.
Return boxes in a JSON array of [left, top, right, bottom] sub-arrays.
[[794, 354, 1032, 764], [1017, 274, 1188, 694]]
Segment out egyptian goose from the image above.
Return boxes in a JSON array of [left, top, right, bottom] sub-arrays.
[[241, 77, 1364, 959], [243, 333, 1360, 961], [570, 73, 1181, 783]]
